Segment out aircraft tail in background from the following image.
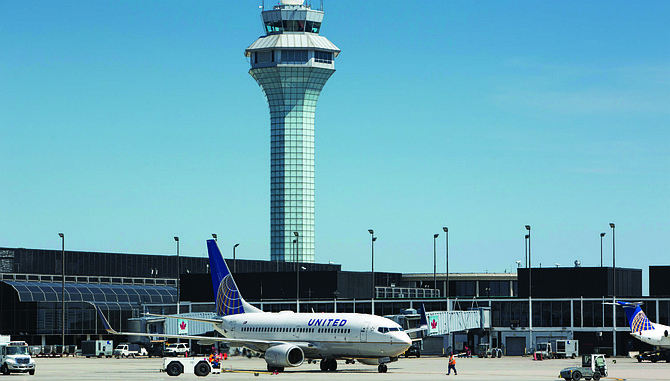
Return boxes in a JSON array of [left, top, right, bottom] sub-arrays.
[[617, 301, 654, 332], [207, 239, 262, 316], [419, 303, 428, 327]]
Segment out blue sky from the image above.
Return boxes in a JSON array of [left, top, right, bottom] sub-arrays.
[[1, 1, 668, 292]]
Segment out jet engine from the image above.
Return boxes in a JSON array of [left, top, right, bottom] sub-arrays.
[[264, 344, 304, 368]]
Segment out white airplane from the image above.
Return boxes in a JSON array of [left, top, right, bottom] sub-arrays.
[[96, 239, 413, 373], [617, 301, 670, 348]]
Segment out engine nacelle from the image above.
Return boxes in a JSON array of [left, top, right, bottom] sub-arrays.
[[264, 344, 304, 368]]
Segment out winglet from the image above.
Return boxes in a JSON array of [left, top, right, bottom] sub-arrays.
[[95, 305, 119, 334], [419, 303, 428, 327]]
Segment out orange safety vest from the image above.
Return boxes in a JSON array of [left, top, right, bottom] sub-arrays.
[[449, 355, 456, 365]]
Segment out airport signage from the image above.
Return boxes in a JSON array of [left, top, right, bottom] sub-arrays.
[[178, 319, 188, 335]]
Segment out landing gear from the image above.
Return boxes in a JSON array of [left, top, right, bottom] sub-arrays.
[[378, 364, 388, 373], [319, 359, 337, 372]]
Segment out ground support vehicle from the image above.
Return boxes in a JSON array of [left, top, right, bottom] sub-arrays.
[[560, 354, 607, 381], [477, 343, 502, 358], [147, 341, 166, 358], [555, 340, 579, 359], [535, 342, 554, 359], [636, 348, 670, 363], [114, 343, 146, 358], [165, 343, 189, 357], [163, 357, 211, 377], [404, 342, 421, 358], [0, 339, 36, 375], [82, 340, 114, 358]]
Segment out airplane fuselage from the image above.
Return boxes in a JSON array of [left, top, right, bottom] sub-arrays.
[[631, 322, 670, 348], [214, 311, 411, 359]]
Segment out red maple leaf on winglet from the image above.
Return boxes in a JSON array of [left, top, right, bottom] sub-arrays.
[[431, 319, 437, 329], [180, 321, 187, 330]]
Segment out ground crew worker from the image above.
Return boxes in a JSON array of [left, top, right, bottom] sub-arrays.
[[446, 352, 457, 375]]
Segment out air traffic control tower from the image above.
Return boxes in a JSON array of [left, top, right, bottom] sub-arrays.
[[245, 0, 340, 264]]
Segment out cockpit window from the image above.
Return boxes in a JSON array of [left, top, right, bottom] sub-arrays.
[[378, 326, 404, 334]]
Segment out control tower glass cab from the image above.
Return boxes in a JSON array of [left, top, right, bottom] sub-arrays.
[[245, 0, 340, 264]]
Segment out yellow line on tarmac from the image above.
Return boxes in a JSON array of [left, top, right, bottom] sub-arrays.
[[220, 368, 272, 375]]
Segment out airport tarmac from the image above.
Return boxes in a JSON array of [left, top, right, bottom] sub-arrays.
[[25, 355, 670, 380]]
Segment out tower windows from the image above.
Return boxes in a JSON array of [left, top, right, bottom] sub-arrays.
[[256, 51, 273, 63], [314, 51, 333, 64], [264, 20, 321, 34], [281, 50, 308, 64]]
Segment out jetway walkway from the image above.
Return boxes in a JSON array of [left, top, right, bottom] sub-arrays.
[[425, 308, 490, 336]]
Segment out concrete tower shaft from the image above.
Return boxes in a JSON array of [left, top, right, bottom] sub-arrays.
[[245, 2, 340, 263]]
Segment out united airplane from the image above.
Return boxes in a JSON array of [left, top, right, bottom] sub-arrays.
[[97, 239, 413, 373], [617, 301, 670, 349]]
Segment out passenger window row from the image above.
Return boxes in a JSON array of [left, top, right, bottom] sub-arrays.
[[240, 326, 351, 334]]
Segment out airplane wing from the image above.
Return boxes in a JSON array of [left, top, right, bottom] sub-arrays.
[[96, 306, 310, 352], [143, 312, 223, 325]]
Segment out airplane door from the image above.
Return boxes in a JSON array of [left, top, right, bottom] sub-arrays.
[[294, 325, 301, 339], [229, 322, 236, 338], [360, 322, 369, 342]]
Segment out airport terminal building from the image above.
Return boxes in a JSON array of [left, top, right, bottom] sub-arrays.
[[1, 246, 668, 357]]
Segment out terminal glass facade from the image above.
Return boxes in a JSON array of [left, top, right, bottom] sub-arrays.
[[0, 281, 176, 337]]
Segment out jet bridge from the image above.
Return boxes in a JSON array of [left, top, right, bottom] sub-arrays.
[[425, 308, 490, 336]]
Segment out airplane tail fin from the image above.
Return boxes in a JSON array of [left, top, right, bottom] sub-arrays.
[[95, 305, 119, 335], [207, 239, 262, 316], [419, 303, 428, 327], [617, 301, 654, 332]]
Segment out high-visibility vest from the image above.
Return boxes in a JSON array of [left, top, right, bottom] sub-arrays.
[[449, 356, 456, 365]]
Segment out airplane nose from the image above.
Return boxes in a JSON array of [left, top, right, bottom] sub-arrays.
[[401, 333, 412, 346]]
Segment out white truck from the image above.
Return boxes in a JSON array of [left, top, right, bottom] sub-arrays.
[[164, 343, 190, 357], [113, 343, 147, 358], [535, 339, 579, 359], [0, 339, 36, 375], [163, 357, 212, 377]]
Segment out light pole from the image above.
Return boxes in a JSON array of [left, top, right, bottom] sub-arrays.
[[600, 232, 606, 267], [174, 237, 180, 315], [433, 233, 439, 297], [294, 231, 299, 263], [610, 222, 616, 356], [293, 236, 298, 311], [58, 233, 65, 349], [443, 227, 449, 305], [525, 234, 529, 268], [525, 225, 532, 349], [233, 243, 240, 273], [212, 233, 217, 242], [525, 225, 531, 297], [297, 265, 306, 312], [368, 229, 376, 315], [610, 222, 616, 296]]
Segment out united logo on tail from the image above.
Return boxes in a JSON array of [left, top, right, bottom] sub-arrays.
[[618, 301, 654, 332], [207, 239, 262, 316]]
